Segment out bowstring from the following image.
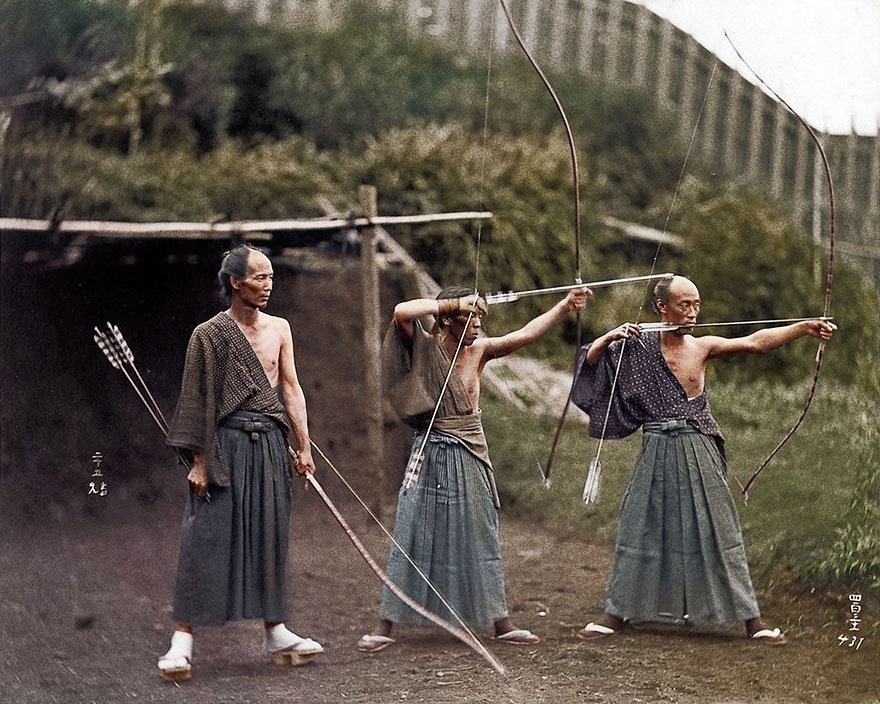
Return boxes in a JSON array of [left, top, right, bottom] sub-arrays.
[[589, 61, 719, 486], [472, 24, 494, 295], [472, 11, 560, 484], [391, 18, 497, 631], [407, 16, 496, 468]]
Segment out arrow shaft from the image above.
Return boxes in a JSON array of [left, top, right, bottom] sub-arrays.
[[639, 316, 832, 332], [108, 324, 171, 429], [96, 328, 166, 433], [95, 324, 190, 469], [485, 273, 673, 305]]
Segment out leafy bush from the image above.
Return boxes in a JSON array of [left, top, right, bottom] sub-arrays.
[[1, 135, 340, 220], [800, 369, 880, 608]]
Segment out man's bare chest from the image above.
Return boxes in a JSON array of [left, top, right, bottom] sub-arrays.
[[241, 329, 281, 383], [660, 342, 706, 397], [452, 355, 481, 408]]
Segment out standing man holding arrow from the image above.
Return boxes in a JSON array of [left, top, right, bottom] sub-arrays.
[[572, 275, 835, 645], [157, 244, 323, 681]]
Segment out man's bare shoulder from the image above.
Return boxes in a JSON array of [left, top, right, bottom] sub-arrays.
[[467, 337, 499, 363], [260, 312, 292, 332], [470, 336, 496, 353], [687, 333, 733, 358]]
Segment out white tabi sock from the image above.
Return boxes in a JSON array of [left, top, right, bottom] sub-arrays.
[[265, 624, 323, 654], [159, 630, 193, 667]]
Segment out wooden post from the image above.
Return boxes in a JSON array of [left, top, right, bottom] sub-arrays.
[[358, 185, 386, 517]]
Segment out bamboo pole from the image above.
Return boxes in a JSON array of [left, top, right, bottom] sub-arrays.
[[0, 212, 492, 237]]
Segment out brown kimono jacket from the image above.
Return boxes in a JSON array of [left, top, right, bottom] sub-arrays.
[[166, 312, 288, 486], [382, 319, 501, 508]]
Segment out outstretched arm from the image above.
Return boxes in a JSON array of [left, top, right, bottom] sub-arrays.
[[703, 319, 837, 359], [484, 288, 591, 360], [278, 318, 315, 475]]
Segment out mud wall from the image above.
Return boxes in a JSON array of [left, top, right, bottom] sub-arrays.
[[0, 249, 412, 522]]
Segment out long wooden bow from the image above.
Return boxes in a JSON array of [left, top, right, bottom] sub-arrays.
[[496, 0, 584, 486], [724, 33, 836, 497], [294, 444, 506, 675]]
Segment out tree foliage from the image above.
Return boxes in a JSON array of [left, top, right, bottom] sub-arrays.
[[674, 189, 879, 385], [3, 0, 877, 385], [1, 0, 130, 96]]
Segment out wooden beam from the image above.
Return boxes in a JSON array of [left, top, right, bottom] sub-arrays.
[[0, 211, 493, 238], [358, 186, 387, 516]]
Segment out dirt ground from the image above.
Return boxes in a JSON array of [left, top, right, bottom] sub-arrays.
[[1, 252, 877, 704], [1, 487, 877, 704]]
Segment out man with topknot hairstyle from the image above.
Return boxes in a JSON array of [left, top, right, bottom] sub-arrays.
[[157, 245, 323, 680], [357, 284, 592, 653]]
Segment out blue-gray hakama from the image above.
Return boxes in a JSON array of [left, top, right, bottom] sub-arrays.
[[378, 432, 508, 629], [603, 420, 759, 625], [172, 412, 292, 626], [378, 320, 508, 629]]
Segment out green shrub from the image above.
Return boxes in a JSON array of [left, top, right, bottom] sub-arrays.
[[800, 372, 880, 612]]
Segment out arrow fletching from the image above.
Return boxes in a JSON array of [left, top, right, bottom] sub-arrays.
[[582, 458, 602, 504], [94, 328, 121, 369], [109, 323, 135, 363], [401, 449, 425, 490], [538, 461, 551, 489]]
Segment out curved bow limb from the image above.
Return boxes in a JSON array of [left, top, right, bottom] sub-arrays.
[[724, 32, 836, 497], [293, 444, 506, 675]]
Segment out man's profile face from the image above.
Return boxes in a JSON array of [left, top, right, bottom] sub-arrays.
[[658, 277, 700, 332], [233, 251, 274, 309]]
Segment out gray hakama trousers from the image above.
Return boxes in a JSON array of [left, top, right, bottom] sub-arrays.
[[173, 411, 292, 626], [379, 432, 508, 630], [603, 420, 760, 626]]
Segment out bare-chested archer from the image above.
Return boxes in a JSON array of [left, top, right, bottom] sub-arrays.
[[158, 245, 322, 680], [573, 275, 835, 645], [357, 284, 592, 653]]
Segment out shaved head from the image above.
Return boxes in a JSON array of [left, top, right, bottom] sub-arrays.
[[653, 275, 697, 314]]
